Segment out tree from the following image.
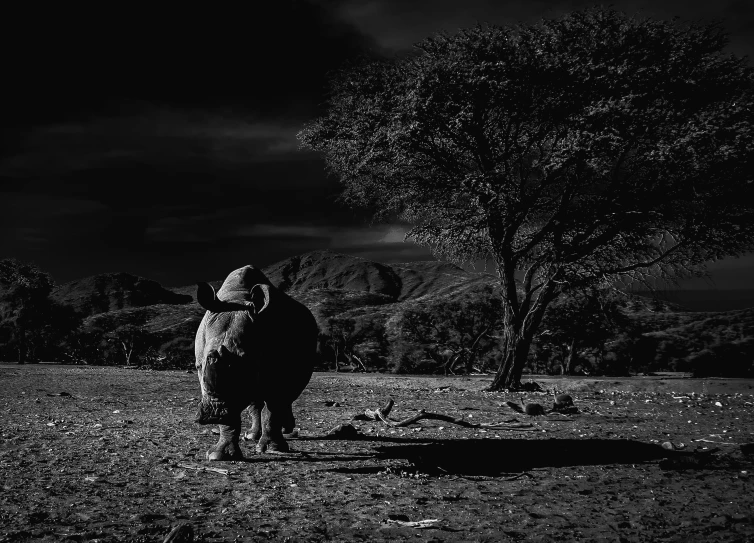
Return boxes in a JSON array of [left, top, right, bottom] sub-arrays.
[[323, 315, 388, 372], [389, 289, 503, 374], [0, 259, 58, 363], [537, 289, 630, 375], [323, 316, 356, 372], [298, 7, 754, 390]]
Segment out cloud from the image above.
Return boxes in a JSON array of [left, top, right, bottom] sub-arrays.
[[238, 222, 413, 248], [0, 110, 305, 177], [145, 217, 423, 256]]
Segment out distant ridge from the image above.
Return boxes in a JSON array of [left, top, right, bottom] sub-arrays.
[[52, 272, 192, 317], [40, 250, 753, 375], [263, 250, 404, 299], [633, 289, 754, 312], [262, 250, 495, 302]]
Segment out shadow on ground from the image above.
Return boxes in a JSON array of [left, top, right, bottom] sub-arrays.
[[327, 438, 674, 476]]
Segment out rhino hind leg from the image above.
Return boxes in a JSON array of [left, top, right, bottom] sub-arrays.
[[206, 414, 244, 461], [256, 402, 291, 453], [243, 401, 264, 442], [281, 404, 297, 437]]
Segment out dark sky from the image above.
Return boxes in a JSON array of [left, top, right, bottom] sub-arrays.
[[2, 1, 753, 288]]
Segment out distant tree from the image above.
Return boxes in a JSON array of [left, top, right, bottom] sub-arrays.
[[299, 7, 754, 390], [32, 301, 83, 362], [0, 259, 81, 363], [62, 329, 104, 365], [387, 289, 503, 374], [90, 309, 154, 366], [323, 316, 356, 371], [323, 315, 388, 371], [537, 289, 629, 375]]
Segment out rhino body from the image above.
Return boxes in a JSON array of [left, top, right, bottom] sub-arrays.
[[194, 265, 317, 460]]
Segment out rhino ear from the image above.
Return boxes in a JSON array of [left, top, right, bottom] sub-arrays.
[[250, 284, 271, 314], [197, 282, 224, 312]]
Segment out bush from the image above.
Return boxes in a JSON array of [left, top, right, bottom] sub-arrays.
[[688, 349, 717, 378]]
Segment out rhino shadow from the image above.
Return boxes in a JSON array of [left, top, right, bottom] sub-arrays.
[[328, 438, 676, 476]]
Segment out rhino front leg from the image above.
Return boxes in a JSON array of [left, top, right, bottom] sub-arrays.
[[243, 401, 264, 442], [206, 413, 243, 461], [256, 402, 290, 453]]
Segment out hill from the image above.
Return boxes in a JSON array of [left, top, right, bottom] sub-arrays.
[[632, 289, 754, 312], [31, 250, 752, 376], [259, 250, 494, 301], [52, 272, 193, 317]]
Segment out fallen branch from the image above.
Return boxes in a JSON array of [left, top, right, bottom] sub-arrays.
[[355, 398, 535, 430], [692, 438, 743, 446], [386, 518, 440, 529], [177, 463, 230, 476]]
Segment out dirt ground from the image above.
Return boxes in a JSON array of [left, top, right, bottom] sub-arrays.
[[1, 366, 753, 542]]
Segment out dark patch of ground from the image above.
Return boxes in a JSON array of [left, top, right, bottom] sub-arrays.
[[1, 367, 752, 542]]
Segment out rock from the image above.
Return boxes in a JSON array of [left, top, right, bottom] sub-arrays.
[[551, 393, 576, 413], [325, 423, 360, 439], [163, 523, 194, 543], [523, 403, 546, 416]]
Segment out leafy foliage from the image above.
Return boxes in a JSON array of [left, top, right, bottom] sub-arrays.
[[385, 286, 503, 374], [0, 259, 82, 363], [533, 289, 633, 375], [299, 7, 754, 389], [319, 314, 388, 372]]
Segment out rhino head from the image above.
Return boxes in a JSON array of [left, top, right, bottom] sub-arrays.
[[194, 265, 274, 425]]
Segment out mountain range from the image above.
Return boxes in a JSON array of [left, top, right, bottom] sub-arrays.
[[51, 250, 498, 333], [47, 250, 754, 372]]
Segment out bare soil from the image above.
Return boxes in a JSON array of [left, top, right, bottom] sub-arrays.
[[1, 365, 753, 542]]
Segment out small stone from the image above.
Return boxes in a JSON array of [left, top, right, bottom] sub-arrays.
[[325, 423, 360, 439]]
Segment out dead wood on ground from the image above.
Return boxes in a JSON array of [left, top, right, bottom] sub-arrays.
[[353, 398, 536, 430], [176, 463, 230, 476]]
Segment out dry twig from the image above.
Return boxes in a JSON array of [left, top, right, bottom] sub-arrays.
[[692, 438, 743, 446], [355, 398, 535, 430], [176, 463, 230, 476]]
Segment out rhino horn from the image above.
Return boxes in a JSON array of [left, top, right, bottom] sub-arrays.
[[250, 283, 271, 314], [196, 282, 246, 313]]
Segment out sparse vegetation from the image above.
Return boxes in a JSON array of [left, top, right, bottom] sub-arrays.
[[298, 7, 754, 390], [0, 259, 82, 363], [1, 252, 752, 377]]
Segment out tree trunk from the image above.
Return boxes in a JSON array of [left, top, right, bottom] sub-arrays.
[[465, 326, 490, 373], [488, 332, 534, 390], [351, 354, 368, 372], [563, 338, 577, 375], [487, 280, 557, 391]]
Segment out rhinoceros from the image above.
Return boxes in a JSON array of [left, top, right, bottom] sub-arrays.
[[194, 265, 317, 460]]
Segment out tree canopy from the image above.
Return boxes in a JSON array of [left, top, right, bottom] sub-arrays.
[[298, 7, 754, 389], [0, 259, 80, 363]]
